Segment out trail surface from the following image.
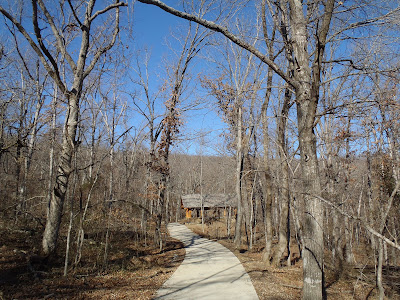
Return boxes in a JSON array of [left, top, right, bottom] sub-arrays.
[[155, 223, 259, 300]]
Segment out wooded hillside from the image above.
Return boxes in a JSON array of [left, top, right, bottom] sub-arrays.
[[1, 0, 400, 299]]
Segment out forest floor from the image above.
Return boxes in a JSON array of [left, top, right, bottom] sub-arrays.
[[186, 220, 400, 300], [0, 218, 185, 300], [1, 217, 400, 299]]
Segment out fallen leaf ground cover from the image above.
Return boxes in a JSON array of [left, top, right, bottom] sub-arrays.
[[0, 219, 185, 300], [187, 220, 400, 300], [1, 216, 399, 299]]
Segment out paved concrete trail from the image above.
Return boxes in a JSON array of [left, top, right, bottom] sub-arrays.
[[155, 223, 259, 300]]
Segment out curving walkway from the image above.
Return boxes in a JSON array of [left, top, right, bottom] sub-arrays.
[[155, 223, 259, 300]]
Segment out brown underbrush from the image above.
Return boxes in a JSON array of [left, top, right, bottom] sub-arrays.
[[1, 214, 399, 300], [186, 219, 400, 300], [0, 217, 185, 300]]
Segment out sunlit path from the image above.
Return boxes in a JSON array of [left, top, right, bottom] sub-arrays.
[[155, 223, 259, 300]]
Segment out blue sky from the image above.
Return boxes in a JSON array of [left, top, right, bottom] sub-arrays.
[[132, 2, 228, 155], [0, 0, 228, 156], [133, 3, 180, 66]]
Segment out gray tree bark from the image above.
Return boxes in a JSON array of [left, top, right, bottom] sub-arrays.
[[289, 1, 335, 297], [261, 88, 273, 264], [43, 92, 79, 254], [377, 239, 385, 300], [260, 1, 276, 260], [135, 0, 334, 298], [272, 88, 291, 267], [234, 105, 244, 249], [0, 0, 126, 255]]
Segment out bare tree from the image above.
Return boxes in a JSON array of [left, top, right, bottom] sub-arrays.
[[0, 36, 50, 221], [135, 0, 391, 298], [259, 0, 278, 265], [202, 34, 264, 248], [0, 0, 127, 255]]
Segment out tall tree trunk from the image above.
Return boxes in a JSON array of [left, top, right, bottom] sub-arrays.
[[200, 155, 204, 233], [43, 94, 79, 255], [295, 49, 325, 297], [15, 135, 23, 219], [16, 76, 27, 220], [74, 173, 98, 267], [273, 88, 291, 266], [332, 210, 343, 262], [291, 194, 303, 257], [297, 95, 324, 300], [289, 1, 334, 297], [109, 143, 114, 204], [64, 149, 79, 276], [377, 239, 385, 300], [343, 113, 354, 263], [249, 172, 257, 250], [227, 206, 232, 238], [20, 68, 45, 216], [89, 110, 97, 181], [0, 103, 5, 162], [344, 216, 354, 263], [46, 84, 57, 224], [234, 106, 244, 249], [365, 131, 377, 250], [261, 66, 274, 264], [21, 93, 43, 212]]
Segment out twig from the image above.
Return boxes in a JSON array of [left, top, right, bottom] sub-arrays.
[[280, 283, 302, 289], [314, 194, 400, 251]]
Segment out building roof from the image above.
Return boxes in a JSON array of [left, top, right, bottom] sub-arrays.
[[181, 194, 236, 209]]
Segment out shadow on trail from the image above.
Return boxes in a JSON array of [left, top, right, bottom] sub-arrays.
[[154, 262, 244, 299], [156, 223, 259, 300]]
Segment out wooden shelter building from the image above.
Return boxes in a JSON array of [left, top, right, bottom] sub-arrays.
[[181, 194, 236, 219]]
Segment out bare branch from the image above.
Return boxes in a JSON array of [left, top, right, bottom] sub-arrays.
[[5, 22, 35, 80], [89, 1, 128, 22], [67, 0, 83, 27], [328, 6, 400, 44], [315, 194, 400, 251], [0, 4, 67, 94], [84, 2, 125, 78], [36, 0, 77, 72], [136, 0, 296, 88]]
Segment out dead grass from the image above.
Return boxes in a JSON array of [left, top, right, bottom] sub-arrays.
[[1, 216, 399, 300], [186, 220, 400, 300], [0, 219, 185, 300]]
